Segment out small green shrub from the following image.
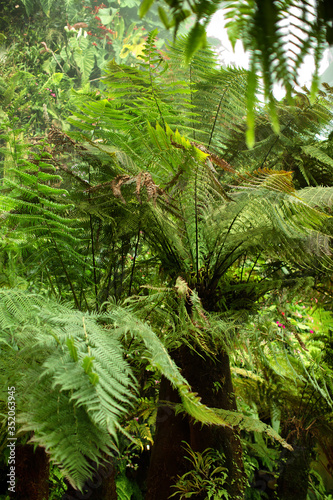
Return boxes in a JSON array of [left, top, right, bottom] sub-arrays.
[[170, 442, 229, 499]]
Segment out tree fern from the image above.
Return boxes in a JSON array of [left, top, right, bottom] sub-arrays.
[[68, 35, 333, 296], [57, 36, 333, 493]]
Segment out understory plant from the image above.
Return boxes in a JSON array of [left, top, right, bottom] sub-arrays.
[[170, 442, 229, 499]]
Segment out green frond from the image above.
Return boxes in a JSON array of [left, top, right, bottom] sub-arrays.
[[0, 288, 257, 489], [213, 408, 293, 451], [298, 186, 333, 211], [138, 2, 332, 140], [104, 306, 234, 427], [191, 65, 249, 151], [0, 290, 135, 490]]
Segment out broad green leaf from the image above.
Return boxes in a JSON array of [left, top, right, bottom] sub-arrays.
[[139, 0, 155, 18], [66, 337, 78, 362], [185, 23, 207, 63], [52, 73, 64, 85], [158, 6, 170, 29], [71, 37, 95, 83], [98, 7, 117, 26]]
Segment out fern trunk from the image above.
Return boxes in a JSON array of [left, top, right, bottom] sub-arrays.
[[146, 347, 245, 500], [14, 445, 49, 500], [181, 346, 245, 500], [145, 374, 191, 500], [64, 461, 117, 500], [277, 432, 313, 500]]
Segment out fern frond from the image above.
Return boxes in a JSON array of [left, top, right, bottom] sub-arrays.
[[104, 306, 235, 427], [213, 408, 293, 451], [0, 290, 135, 490]]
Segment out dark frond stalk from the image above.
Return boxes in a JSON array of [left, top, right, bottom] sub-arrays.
[[148, 48, 165, 127], [78, 240, 90, 311], [211, 210, 245, 282], [208, 85, 229, 148], [121, 242, 125, 292], [113, 263, 118, 299], [150, 211, 183, 271], [247, 253, 262, 283], [89, 214, 99, 310], [52, 267, 65, 301], [116, 241, 126, 300], [194, 166, 199, 278], [45, 265, 58, 299], [100, 252, 115, 307], [218, 242, 245, 277], [259, 101, 314, 168], [240, 255, 246, 282], [190, 63, 196, 141], [257, 263, 284, 283], [128, 224, 141, 297], [211, 242, 244, 289], [47, 226, 80, 309], [88, 166, 98, 309]]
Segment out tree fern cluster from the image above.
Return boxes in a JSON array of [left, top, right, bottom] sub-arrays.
[[2, 31, 333, 496]]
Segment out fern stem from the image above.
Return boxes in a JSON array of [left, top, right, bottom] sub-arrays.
[[79, 240, 90, 310], [120, 240, 125, 298], [47, 225, 80, 309], [128, 224, 141, 297], [211, 242, 244, 289], [148, 45, 165, 127], [208, 85, 229, 147], [194, 166, 199, 278], [88, 165, 98, 309], [89, 214, 99, 310], [247, 253, 261, 283], [257, 264, 284, 284], [240, 255, 246, 282], [45, 265, 58, 299], [211, 209, 245, 281]]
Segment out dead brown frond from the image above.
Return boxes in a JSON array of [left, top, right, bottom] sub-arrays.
[[48, 125, 86, 154], [87, 172, 165, 205]]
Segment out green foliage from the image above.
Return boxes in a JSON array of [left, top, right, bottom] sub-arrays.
[[0, 126, 91, 305], [64, 40, 333, 481], [307, 469, 333, 499], [7, 0, 171, 90], [170, 442, 229, 499], [49, 464, 67, 499], [69, 36, 333, 303], [0, 289, 135, 489], [0, 288, 260, 488], [139, 0, 333, 144], [103, 304, 238, 428], [2, 16, 333, 497], [116, 459, 144, 500]]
